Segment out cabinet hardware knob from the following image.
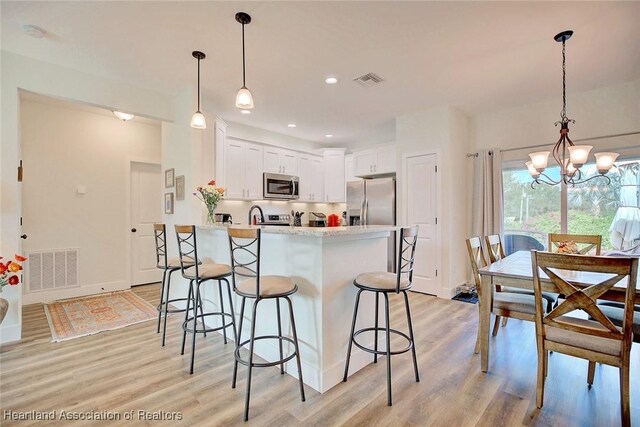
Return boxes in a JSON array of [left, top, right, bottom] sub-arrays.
[[131, 228, 137, 233]]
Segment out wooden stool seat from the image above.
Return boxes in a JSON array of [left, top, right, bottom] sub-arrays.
[[354, 272, 411, 291], [236, 275, 296, 298]]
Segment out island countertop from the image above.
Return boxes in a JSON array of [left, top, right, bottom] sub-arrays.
[[197, 224, 398, 237]]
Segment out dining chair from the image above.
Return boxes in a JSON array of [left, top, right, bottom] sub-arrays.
[[547, 233, 602, 255], [531, 251, 638, 427], [485, 235, 558, 331], [466, 237, 537, 353]]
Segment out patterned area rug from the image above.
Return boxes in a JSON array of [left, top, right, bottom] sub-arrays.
[[44, 290, 157, 342]]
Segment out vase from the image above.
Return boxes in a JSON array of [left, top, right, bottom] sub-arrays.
[[0, 297, 8, 325], [206, 204, 217, 225]]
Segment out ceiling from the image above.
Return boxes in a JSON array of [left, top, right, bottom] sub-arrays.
[[2, 1, 639, 145]]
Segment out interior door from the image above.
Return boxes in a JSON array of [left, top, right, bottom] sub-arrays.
[[130, 162, 162, 285], [406, 153, 439, 295]]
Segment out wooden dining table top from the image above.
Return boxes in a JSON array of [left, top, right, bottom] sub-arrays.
[[479, 250, 640, 303]]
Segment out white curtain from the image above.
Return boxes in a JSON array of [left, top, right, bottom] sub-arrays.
[[471, 149, 503, 239]]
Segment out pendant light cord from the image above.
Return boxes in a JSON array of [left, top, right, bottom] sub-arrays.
[[242, 23, 246, 86], [197, 57, 201, 111], [561, 39, 566, 122]]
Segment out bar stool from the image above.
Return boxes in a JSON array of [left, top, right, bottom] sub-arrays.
[[343, 226, 420, 406], [153, 223, 196, 347], [227, 227, 305, 422], [175, 225, 237, 374]]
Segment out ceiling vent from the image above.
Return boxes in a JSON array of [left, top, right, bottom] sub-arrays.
[[353, 72, 384, 87]]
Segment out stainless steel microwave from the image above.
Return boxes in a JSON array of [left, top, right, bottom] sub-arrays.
[[263, 173, 299, 200]]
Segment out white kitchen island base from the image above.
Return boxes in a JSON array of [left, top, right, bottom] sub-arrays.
[[195, 225, 395, 393]]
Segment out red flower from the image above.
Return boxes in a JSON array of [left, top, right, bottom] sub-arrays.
[[207, 180, 216, 186], [0, 263, 7, 274], [8, 275, 19, 285], [14, 254, 27, 262]]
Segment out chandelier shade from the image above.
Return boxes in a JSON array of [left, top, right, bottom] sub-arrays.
[[527, 30, 618, 188]]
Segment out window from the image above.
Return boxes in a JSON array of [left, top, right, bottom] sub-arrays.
[[502, 149, 640, 254]]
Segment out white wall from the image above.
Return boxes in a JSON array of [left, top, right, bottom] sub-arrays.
[[0, 50, 174, 343], [19, 97, 161, 304], [396, 106, 470, 298], [226, 121, 322, 152]]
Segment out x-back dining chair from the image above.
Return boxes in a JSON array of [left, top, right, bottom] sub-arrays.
[[531, 251, 638, 427], [485, 235, 559, 332], [466, 237, 537, 353], [547, 233, 602, 255]]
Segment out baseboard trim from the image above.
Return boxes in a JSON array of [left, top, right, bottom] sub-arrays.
[[22, 281, 130, 305]]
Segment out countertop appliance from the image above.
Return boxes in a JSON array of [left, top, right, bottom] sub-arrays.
[[263, 173, 299, 200], [347, 177, 396, 271], [214, 213, 233, 224], [308, 212, 327, 227], [258, 214, 291, 226]]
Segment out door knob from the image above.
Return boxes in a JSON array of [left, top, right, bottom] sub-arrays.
[[131, 228, 137, 233], [20, 234, 27, 239]]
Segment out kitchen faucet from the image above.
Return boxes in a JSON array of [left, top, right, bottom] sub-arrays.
[[247, 204, 264, 225]]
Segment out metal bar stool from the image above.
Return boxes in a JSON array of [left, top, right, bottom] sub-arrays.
[[343, 226, 420, 406], [153, 223, 196, 347], [175, 225, 237, 374], [227, 227, 305, 422]]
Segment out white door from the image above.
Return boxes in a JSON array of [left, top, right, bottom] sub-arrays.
[[405, 153, 439, 295], [244, 142, 263, 200], [130, 162, 163, 285]]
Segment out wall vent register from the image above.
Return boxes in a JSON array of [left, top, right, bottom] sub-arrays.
[[26, 249, 79, 293]]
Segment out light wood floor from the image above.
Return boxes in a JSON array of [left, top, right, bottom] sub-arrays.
[[1, 284, 638, 426]]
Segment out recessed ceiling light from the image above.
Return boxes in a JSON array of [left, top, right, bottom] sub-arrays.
[[22, 24, 47, 39], [288, 124, 296, 128], [240, 109, 251, 114], [325, 77, 338, 84], [325, 134, 334, 138], [113, 111, 134, 121]]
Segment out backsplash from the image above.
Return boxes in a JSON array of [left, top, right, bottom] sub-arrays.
[[214, 200, 346, 226]]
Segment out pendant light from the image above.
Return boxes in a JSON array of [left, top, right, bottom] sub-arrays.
[[235, 12, 254, 109], [191, 51, 207, 129], [527, 31, 618, 188]]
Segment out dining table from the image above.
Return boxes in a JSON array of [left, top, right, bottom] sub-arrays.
[[477, 250, 640, 373]]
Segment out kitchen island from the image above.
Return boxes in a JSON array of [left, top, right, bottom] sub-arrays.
[[195, 224, 397, 393]]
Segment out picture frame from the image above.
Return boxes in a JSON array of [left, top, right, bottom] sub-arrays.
[[164, 168, 175, 188], [164, 192, 174, 214], [175, 175, 185, 200]]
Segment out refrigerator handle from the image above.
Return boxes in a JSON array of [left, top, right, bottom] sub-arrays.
[[364, 200, 369, 225], [360, 198, 365, 225]]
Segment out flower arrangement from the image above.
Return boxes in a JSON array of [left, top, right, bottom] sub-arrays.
[[194, 179, 225, 224], [555, 241, 579, 254], [0, 254, 27, 292]]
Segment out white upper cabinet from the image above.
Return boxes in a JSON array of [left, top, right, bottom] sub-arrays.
[[324, 150, 345, 203], [298, 154, 324, 202], [263, 147, 298, 175], [223, 139, 263, 200], [353, 144, 396, 177]]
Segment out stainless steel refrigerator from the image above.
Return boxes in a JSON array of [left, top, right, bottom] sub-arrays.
[[347, 177, 396, 272]]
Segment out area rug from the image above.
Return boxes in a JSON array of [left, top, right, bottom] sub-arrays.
[[44, 290, 157, 342], [452, 291, 478, 304]]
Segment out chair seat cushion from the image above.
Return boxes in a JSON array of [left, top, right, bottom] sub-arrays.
[[545, 316, 623, 355], [354, 272, 410, 291], [158, 257, 197, 269], [596, 305, 640, 344], [493, 292, 537, 315], [500, 287, 559, 304], [237, 275, 296, 297], [183, 262, 231, 280]]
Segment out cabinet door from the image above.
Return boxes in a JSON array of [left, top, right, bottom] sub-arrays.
[[312, 156, 325, 202], [224, 140, 246, 200], [281, 150, 298, 175], [353, 150, 376, 177], [297, 155, 312, 202], [244, 143, 263, 200], [324, 151, 345, 202], [375, 146, 396, 174], [263, 147, 282, 174]]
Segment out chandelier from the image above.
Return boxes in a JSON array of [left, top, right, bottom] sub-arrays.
[[526, 30, 618, 188]]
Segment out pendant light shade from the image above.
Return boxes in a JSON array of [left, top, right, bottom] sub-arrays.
[[191, 51, 207, 129], [235, 12, 254, 109]]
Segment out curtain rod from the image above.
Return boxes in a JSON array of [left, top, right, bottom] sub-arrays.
[[500, 131, 640, 153]]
